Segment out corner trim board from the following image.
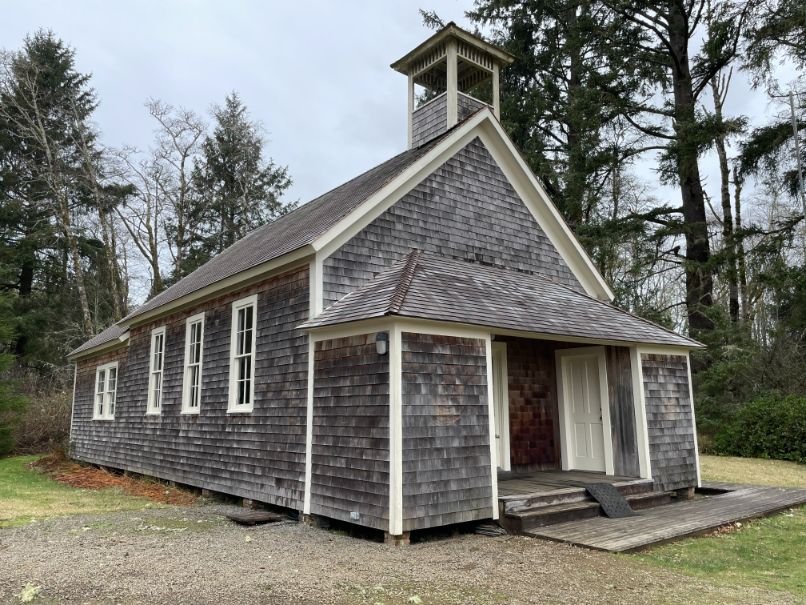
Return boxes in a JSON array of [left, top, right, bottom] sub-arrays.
[[685, 352, 702, 488], [484, 336, 500, 519], [389, 324, 404, 535], [303, 336, 315, 515]]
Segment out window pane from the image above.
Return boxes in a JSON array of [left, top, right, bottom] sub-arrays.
[[108, 368, 117, 392], [97, 370, 106, 394], [245, 306, 253, 330], [243, 328, 252, 354], [109, 391, 116, 417], [243, 378, 251, 404]]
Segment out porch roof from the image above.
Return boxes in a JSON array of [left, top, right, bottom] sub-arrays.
[[300, 250, 703, 349]]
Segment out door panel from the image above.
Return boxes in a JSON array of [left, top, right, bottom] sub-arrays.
[[565, 355, 606, 472]]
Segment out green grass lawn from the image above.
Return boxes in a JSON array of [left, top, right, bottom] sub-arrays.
[[637, 454, 806, 596], [0, 455, 155, 528]]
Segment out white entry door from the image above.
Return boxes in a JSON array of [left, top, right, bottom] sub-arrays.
[[559, 351, 610, 473], [491, 343, 510, 471]]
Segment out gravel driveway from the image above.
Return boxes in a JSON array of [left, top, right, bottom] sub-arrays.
[[0, 504, 795, 605]]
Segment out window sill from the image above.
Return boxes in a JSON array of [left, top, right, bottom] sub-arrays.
[[227, 407, 254, 415], [92, 417, 114, 421], [145, 411, 162, 416], [180, 409, 200, 416]]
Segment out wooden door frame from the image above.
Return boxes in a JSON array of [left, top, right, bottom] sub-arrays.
[[555, 346, 615, 476], [491, 342, 511, 471]]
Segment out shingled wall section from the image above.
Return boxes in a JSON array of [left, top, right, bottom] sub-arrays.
[[401, 333, 493, 531], [70, 266, 310, 510], [641, 353, 698, 491], [322, 137, 583, 307], [310, 333, 390, 530]]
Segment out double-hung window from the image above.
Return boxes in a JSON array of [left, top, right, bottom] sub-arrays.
[[93, 362, 118, 420], [147, 326, 166, 414], [182, 313, 205, 414], [228, 295, 257, 413]]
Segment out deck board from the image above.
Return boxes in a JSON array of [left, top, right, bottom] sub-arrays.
[[498, 470, 635, 497], [525, 485, 806, 552]]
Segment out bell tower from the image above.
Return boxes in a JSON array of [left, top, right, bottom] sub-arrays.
[[391, 22, 514, 148]]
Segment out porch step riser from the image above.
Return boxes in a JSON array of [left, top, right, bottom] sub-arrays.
[[501, 480, 654, 516], [504, 490, 676, 533]]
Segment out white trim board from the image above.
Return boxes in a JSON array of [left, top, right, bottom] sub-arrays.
[[484, 336, 500, 519], [629, 346, 652, 480], [388, 324, 404, 535], [686, 352, 702, 488], [491, 341, 511, 473]]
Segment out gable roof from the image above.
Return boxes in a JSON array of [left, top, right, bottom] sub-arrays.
[[123, 132, 450, 324], [69, 323, 128, 357], [70, 107, 618, 358], [300, 250, 702, 349]]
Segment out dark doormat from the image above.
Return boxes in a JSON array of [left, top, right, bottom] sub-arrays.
[[584, 483, 636, 518], [225, 510, 288, 526]]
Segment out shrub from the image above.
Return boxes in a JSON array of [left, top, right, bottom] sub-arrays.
[[714, 394, 806, 463]]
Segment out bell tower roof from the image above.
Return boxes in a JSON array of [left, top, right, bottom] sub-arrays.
[[392, 22, 515, 148]]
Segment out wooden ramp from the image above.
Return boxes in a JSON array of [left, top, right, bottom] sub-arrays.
[[525, 485, 806, 552]]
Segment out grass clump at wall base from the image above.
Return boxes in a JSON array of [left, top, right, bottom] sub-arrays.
[[714, 394, 806, 463]]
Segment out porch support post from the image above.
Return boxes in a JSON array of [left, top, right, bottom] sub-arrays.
[[685, 352, 702, 488], [303, 336, 315, 515], [629, 346, 652, 481], [388, 323, 404, 535], [484, 335, 500, 520]]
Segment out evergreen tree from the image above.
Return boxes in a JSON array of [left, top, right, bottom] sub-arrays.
[[187, 93, 293, 273]]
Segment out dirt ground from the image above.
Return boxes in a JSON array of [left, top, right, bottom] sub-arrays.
[[0, 503, 798, 605]]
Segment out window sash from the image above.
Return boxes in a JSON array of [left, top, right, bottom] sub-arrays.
[[93, 363, 118, 420], [182, 315, 204, 413], [148, 328, 165, 413], [229, 297, 257, 411]]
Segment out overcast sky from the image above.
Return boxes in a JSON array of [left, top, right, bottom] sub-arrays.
[[1, 1, 798, 259]]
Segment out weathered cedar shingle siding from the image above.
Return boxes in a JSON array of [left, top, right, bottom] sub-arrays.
[[412, 94, 448, 147], [641, 353, 698, 491], [401, 333, 492, 531], [458, 93, 485, 120], [311, 334, 390, 530], [70, 267, 309, 509], [322, 137, 583, 306], [605, 346, 640, 478], [500, 338, 561, 470]]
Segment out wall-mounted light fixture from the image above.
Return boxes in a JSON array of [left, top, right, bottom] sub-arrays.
[[376, 331, 389, 356]]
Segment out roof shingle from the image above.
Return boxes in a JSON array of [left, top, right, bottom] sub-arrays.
[[300, 250, 703, 349]]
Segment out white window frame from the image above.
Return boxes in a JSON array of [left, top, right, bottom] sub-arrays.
[[93, 361, 118, 420], [182, 312, 205, 414], [228, 294, 258, 413], [146, 326, 166, 415]]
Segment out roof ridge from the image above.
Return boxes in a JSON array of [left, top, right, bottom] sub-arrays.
[[388, 249, 422, 315]]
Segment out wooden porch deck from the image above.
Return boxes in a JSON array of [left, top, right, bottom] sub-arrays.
[[524, 484, 806, 552], [497, 470, 637, 497]]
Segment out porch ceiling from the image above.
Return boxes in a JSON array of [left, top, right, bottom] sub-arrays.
[[300, 250, 702, 349]]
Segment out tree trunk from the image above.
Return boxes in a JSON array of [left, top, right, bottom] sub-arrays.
[[668, 4, 714, 337], [99, 206, 123, 320], [58, 193, 93, 336], [710, 80, 740, 323], [733, 167, 749, 326]]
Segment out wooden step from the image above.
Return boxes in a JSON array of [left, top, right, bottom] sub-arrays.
[[626, 490, 674, 510], [504, 501, 601, 533], [502, 488, 675, 534], [501, 479, 654, 516]]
